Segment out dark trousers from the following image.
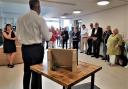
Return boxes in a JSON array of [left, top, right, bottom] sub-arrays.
[[92, 40, 101, 57], [62, 39, 68, 49], [87, 39, 92, 54], [57, 36, 60, 46], [103, 42, 107, 57], [22, 44, 44, 89], [73, 41, 79, 50], [102, 43, 108, 60], [46, 41, 49, 49]]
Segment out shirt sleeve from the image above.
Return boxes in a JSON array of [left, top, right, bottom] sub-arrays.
[[39, 17, 51, 41]]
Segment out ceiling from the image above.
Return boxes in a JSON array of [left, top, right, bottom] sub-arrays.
[[0, 0, 128, 19]]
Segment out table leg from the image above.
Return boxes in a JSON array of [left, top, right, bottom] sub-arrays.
[[63, 86, 65, 89], [63, 86, 71, 89], [91, 74, 95, 89], [77, 50, 78, 65]]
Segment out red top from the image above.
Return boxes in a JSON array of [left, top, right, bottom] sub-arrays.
[[50, 30, 57, 43]]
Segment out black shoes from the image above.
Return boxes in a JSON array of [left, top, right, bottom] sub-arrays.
[[91, 55, 95, 57], [8, 64, 14, 68], [95, 56, 99, 58], [102, 58, 106, 60], [91, 55, 99, 58]]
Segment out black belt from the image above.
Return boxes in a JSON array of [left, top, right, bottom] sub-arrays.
[[22, 43, 43, 47]]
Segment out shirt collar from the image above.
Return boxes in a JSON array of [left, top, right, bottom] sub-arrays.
[[30, 10, 38, 15]]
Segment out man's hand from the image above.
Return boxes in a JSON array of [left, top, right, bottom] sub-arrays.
[[92, 37, 97, 40]]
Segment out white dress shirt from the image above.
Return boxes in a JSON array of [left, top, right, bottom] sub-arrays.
[[81, 28, 88, 37], [16, 10, 50, 45], [88, 28, 93, 37], [94, 28, 97, 35]]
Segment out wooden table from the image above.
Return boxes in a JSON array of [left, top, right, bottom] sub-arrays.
[[30, 61, 102, 89]]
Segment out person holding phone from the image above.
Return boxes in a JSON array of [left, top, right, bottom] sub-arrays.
[[3, 24, 16, 68]]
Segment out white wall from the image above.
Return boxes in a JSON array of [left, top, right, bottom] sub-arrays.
[[81, 5, 128, 36]]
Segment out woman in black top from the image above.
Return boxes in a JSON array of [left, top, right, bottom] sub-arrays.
[[3, 24, 16, 68], [72, 27, 80, 50]]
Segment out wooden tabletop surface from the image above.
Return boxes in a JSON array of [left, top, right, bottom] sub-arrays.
[[30, 61, 102, 87]]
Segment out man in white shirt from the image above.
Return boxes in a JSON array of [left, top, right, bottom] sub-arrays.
[[80, 24, 89, 53], [16, 0, 50, 89], [87, 23, 93, 55]]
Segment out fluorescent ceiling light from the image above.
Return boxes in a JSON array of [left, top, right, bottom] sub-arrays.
[[60, 16, 66, 19], [97, 0, 110, 6], [73, 10, 81, 14]]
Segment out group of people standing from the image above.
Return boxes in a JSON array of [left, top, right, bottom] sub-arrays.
[[62, 27, 80, 50], [46, 26, 81, 50], [78, 23, 124, 66], [45, 22, 125, 67], [79, 23, 103, 59], [47, 22, 103, 59], [66, 22, 125, 67]]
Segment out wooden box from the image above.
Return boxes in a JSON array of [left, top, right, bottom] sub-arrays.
[[47, 48, 77, 72]]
